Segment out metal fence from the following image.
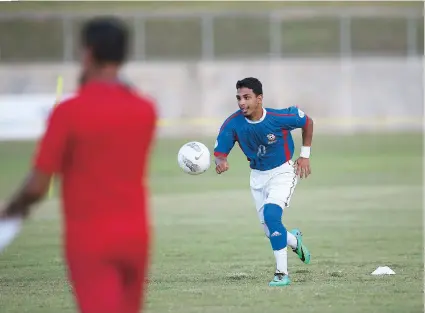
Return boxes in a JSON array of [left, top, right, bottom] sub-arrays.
[[0, 7, 423, 62]]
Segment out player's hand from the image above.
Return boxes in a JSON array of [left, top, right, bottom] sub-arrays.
[[295, 157, 311, 179], [0, 205, 23, 253], [215, 158, 229, 174]]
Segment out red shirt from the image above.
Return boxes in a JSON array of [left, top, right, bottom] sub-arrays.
[[34, 81, 157, 243]]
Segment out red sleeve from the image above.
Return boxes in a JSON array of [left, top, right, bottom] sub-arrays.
[[33, 101, 72, 175]]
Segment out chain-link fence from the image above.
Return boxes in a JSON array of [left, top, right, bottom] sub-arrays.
[[0, 7, 423, 137], [0, 7, 423, 62]]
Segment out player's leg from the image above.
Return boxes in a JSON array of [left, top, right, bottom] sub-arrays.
[[267, 162, 311, 266], [121, 247, 150, 313], [262, 211, 299, 255], [262, 201, 291, 286], [250, 170, 268, 232], [251, 169, 303, 259], [250, 170, 290, 286], [66, 255, 124, 313], [289, 228, 310, 264]]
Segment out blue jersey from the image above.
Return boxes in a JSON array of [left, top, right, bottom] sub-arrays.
[[214, 106, 308, 171]]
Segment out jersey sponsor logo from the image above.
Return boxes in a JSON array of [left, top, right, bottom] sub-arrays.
[[267, 133, 277, 144], [297, 108, 305, 118]]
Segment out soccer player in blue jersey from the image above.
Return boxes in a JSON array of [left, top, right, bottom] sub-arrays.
[[214, 77, 314, 287]]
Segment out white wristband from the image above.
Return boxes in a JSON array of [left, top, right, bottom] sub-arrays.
[[300, 146, 311, 158]]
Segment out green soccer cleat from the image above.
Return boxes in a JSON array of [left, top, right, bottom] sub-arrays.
[[269, 273, 291, 287], [289, 228, 311, 264]]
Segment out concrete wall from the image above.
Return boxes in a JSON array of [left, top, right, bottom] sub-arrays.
[[0, 57, 422, 137]]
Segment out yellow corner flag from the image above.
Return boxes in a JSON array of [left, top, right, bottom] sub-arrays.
[[47, 76, 63, 199]]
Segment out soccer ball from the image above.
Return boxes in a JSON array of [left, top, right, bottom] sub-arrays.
[[177, 141, 211, 175]]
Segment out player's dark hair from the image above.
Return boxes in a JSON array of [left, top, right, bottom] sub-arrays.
[[236, 77, 263, 96], [81, 17, 129, 65]]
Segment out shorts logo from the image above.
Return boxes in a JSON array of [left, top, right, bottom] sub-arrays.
[[267, 133, 277, 144], [270, 231, 282, 237]]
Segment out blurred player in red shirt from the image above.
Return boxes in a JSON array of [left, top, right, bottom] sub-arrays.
[[0, 17, 157, 313]]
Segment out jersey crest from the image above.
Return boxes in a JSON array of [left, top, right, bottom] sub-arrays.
[[267, 133, 277, 144]]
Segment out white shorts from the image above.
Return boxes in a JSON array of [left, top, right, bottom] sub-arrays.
[[250, 160, 298, 224]]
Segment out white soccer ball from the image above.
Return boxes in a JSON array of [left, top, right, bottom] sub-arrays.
[[177, 141, 211, 175]]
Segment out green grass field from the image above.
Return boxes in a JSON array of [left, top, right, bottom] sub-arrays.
[[0, 133, 423, 313]]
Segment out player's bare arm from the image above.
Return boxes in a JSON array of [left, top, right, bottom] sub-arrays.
[[0, 169, 51, 218], [295, 117, 314, 179], [215, 157, 229, 174], [1, 91, 70, 220]]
